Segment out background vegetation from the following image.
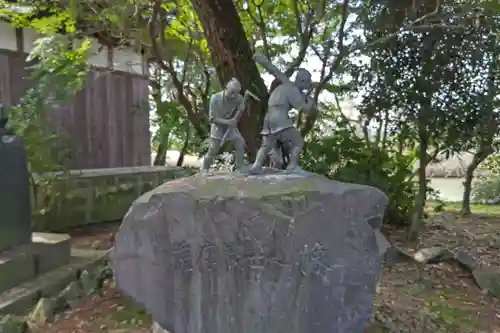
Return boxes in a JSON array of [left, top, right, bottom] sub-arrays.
[[1, 0, 500, 242]]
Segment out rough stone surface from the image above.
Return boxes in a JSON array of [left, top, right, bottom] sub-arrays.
[[29, 297, 55, 325], [413, 247, 453, 264], [0, 134, 32, 252], [32, 233, 72, 274], [111, 171, 389, 333], [472, 264, 500, 297], [0, 245, 36, 294], [57, 281, 82, 309], [0, 248, 108, 315], [152, 321, 170, 333], [454, 250, 477, 271]]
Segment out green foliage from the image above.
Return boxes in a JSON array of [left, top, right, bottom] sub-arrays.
[[0, 2, 93, 175], [152, 99, 187, 150], [471, 154, 500, 205], [473, 155, 500, 204], [0, 1, 77, 33], [7, 34, 92, 174], [482, 154, 500, 174], [302, 116, 418, 225], [472, 176, 500, 204]]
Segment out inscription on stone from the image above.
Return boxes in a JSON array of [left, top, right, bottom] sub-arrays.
[[197, 240, 218, 271], [299, 243, 332, 278], [171, 241, 192, 272]]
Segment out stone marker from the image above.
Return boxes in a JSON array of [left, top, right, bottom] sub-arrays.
[[111, 170, 389, 333], [0, 112, 32, 252]]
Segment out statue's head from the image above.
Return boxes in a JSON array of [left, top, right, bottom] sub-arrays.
[[225, 78, 242, 100], [294, 69, 312, 91]]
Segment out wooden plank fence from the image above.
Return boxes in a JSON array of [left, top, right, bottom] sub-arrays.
[[0, 48, 151, 169]]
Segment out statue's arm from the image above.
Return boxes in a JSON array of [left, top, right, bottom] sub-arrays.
[[287, 86, 314, 113], [208, 95, 232, 126]]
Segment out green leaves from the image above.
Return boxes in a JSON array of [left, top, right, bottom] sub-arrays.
[[8, 33, 92, 175]]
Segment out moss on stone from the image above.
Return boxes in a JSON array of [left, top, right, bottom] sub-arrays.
[[32, 167, 193, 232]]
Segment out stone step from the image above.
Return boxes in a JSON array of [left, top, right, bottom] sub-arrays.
[[0, 248, 108, 315], [0, 233, 72, 294], [32, 232, 71, 274], [0, 245, 36, 295]]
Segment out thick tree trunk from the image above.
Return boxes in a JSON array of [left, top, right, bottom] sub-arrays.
[[191, 0, 268, 159]]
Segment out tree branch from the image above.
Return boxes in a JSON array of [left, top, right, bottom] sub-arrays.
[[148, 0, 206, 137], [299, 0, 349, 137], [245, 0, 272, 59], [315, 0, 349, 93], [285, 0, 315, 75], [180, 41, 194, 85], [299, 0, 465, 138]]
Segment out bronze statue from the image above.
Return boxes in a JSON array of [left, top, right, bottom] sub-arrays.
[[200, 78, 260, 172], [250, 53, 316, 174]]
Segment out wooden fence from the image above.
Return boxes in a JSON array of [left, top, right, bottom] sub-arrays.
[[0, 48, 151, 169]]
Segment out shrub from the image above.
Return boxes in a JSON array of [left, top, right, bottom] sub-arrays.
[[471, 176, 500, 204], [302, 121, 419, 225]]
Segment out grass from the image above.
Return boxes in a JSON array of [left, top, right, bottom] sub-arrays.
[[427, 200, 500, 215]]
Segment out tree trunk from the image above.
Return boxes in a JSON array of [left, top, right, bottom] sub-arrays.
[[176, 124, 191, 167], [191, 0, 268, 159], [408, 129, 428, 241], [462, 34, 498, 214], [153, 143, 167, 165], [461, 161, 476, 215], [461, 150, 493, 215]]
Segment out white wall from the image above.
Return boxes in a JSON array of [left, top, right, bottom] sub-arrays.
[[114, 47, 144, 75], [0, 21, 18, 51], [0, 22, 146, 75]]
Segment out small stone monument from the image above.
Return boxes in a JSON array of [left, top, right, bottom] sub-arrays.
[[111, 170, 389, 333], [0, 106, 31, 252]]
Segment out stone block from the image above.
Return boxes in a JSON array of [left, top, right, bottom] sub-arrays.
[[32, 166, 195, 231], [0, 245, 36, 294], [32, 233, 71, 274], [111, 170, 389, 333], [0, 248, 108, 314]]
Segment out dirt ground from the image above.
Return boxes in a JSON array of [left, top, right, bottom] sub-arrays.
[[36, 207, 500, 333]]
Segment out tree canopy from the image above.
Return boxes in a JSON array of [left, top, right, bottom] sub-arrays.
[[2, 0, 500, 237]]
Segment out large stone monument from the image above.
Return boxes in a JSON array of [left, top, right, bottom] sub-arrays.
[[111, 170, 389, 333]]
